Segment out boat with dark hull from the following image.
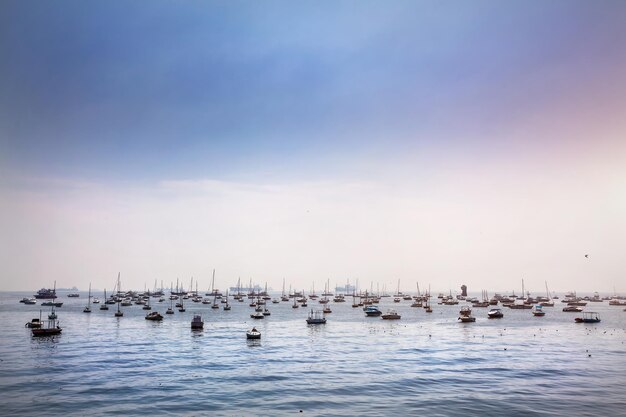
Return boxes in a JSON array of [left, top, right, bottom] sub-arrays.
[[306, 309, 327, 324], [31, 311, 62, 337], [34, 288, 57, 299], [246, 327, 261, 339], [575, 312, 600, 323]]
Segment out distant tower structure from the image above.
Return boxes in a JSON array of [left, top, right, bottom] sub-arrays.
[[461, 285, 467, 297]]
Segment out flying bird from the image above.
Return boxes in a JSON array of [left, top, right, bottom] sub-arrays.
[[585, 254, 589, 259]]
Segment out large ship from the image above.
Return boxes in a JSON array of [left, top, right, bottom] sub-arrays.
[[33, 288, 57, 299]]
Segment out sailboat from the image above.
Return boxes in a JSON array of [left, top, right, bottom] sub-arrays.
[[540, 281, 555, 307], [83, 283, 92, 313], [178, 296, 186, 312], [166, 297, 174, 314], [100, 289, 109, 310], [114, 299, 123, 317], [223, 290, 231, 311], [281, 278, 289, 302]]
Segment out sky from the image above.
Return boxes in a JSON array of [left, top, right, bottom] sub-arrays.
[[1, 1, 625, 294]]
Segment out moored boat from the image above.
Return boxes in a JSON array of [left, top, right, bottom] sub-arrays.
[[382, 309, 401, 320], [575, 312, 600, 323], [145, 311, 163, 321], [306, 309, 327, 324], [246, 327, 261, 339], [25, 318, 42, 328], [487, 308, 503, 318], [532, 305, 545, 316], [191, 314, 204, 329], [31, 311, 62, 336], [364, 306, 382, 317]]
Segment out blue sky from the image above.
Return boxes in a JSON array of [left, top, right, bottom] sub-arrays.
[[1, 1, 625, 292]]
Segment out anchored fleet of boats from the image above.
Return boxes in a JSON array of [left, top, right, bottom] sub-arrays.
[[20, 278, 623, 339]]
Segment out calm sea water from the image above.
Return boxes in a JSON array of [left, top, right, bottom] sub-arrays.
[[1, 291, 625, 416]]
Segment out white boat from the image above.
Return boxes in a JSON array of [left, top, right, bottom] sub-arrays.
[[246, 327, 261, 339], [487, 308, 503, 318], [382, 309, 401, 320]]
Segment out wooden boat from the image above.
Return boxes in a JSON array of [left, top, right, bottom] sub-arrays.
[[306, 309, 327, 324], [191, 314, 204, 329], [382, 309, 401, 320], [575, 312, 600, 323], [145, 311, 163, 321], [31, 311, 62, 336], [246, 327, 261, 339]]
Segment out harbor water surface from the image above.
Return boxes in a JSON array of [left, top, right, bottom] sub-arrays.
[[1, 291, 625, 416]]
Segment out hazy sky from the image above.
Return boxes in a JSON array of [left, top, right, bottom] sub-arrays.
[[1, 1, 625, 294]]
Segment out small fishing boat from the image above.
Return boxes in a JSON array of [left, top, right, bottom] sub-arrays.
[[191, 314, 204, 329], [263, 308, 271, 316], [323, 305, 332, 314], [246, 327, 261, 339], [250, 311, 264, 319], [458, 315, 476, 322], [145, 311, 163, 321], [31, 311, 62, 337], [487, 308, 503, 319], [532, 305, 545, 316], [306, 309, 327, 324], [575, 312, 600, 323], [382, 309, 401, 320]]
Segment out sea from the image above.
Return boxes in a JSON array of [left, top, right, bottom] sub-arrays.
[[1, 291, 625, 416]]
